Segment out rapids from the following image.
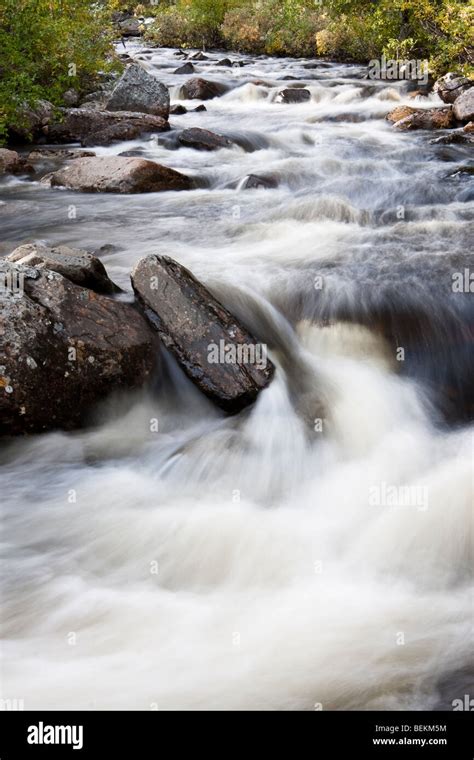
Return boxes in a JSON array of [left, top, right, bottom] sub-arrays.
[[0, 44, 473, 710]]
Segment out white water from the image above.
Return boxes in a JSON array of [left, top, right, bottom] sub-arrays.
[[1, 45, 473, 710]]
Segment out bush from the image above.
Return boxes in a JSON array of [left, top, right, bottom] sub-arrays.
[[0, 0, 120, 142], [221, 0, 323, 56], [145, 0, 230, 49]]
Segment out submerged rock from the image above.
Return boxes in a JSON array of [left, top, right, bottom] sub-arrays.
[[7, 243, 120, 295], [242, 174, 278, 190], [27, 148, 96, 161], [131, 255, 275, 413], [178, 127, 233, 151], [180, 78, 227, 100], [41, 156, 192, 194], [276, 88, 311, 104], [0, 261, 156, 436], [170, 104, 187, 115], [105, 64, 170, 119], [174, 62, 195, 75]]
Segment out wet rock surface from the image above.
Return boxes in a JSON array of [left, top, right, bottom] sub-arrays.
[[180, 78, 228, 100], [7, 243, 121, 295], [131, 255, 275, 413], [44, 108, 170, 146], [434, 73, 473, 104], [105, 63, 170, 119], [0, 261, 156, 436], [40, 156, 193, 194], [177, 127, 233, 151], [0, 149, 34, 175]]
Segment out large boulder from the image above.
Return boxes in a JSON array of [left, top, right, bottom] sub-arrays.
[[276, 88, 311, 104], [105, 64, 169, 119], [180, 78, 227, 100], [242, 173, 278, 190], [43, 108, 169, 146], [177, 127, 233, 151], [6, 243, 120, 295], [394, 106, 455, 130], [0, 149, 34, 176], [131, 256, 275, 413], [41, 156, 192, 194], [453, 88, 474, 123], [434, 73, 473, 104], [0, 260, 157, 436]]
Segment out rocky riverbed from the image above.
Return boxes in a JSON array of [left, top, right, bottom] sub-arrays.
[[0, 43, 473, 711]]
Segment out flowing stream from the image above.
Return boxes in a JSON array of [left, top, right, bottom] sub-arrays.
[[1, 44, 473, 710]]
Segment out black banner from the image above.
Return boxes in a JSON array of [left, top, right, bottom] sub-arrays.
[[0, 710, 472, 758]]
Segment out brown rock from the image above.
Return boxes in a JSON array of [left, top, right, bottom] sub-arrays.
[[180, 78, 227, 100], [395, 107, 454, 130], [0, 149, 34, 175], [131, 255, 275, 413], [43, 108, 170, 146], [41, 156, 192, 194], [386, 105, 418, 123], [0, 260, 157, 436], [178, 127, 233, 151]]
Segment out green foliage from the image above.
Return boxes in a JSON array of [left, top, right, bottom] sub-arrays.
[[145, 0, 473, 76], [0, 0, 120, 143], [222, 0, 324, 56]]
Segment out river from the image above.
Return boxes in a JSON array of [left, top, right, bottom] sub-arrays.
[[0, 44, 473, 710]]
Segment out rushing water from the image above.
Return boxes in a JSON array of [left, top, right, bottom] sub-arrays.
[[1, 45, 473, 710]]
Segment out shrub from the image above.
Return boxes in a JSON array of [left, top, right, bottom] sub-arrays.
[[0, 0, 120, 142]]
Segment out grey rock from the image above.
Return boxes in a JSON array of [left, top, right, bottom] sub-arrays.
[[43, 108, 169, 146], [0, 260, 156, 436], [276, 88, 311, 103], [7, 243, 120, 295], [453, 87, 474, 123], [434, 73, 473, 104], [131, 255, 275, 413], [174, 62, 195, 75], [106, 64, 169, 119]]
